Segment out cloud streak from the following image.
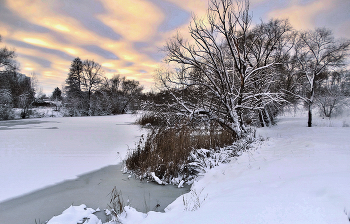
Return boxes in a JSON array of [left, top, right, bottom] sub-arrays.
[[267, 0, 334, 30], [0, 0, 348, 94]]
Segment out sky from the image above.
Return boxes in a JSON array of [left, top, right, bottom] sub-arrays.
[[0, 0, 349, 95]]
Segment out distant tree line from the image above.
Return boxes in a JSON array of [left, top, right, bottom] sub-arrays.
[[0, 36, 143, 120], [63, 57, 143, 116]]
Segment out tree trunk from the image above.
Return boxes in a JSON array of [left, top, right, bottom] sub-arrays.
[[259, 110, 265, 127], [236, 74, 246, 133], [265, 107, 271, 127], [308, 82, 315, 127], [307, 103, 312, 127]]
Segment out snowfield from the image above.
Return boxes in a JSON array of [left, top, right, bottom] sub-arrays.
[[48, 115, 350, 224]]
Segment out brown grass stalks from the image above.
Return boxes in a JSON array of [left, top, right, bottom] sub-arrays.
[[108, 187, 125, 217], [125, 122, 235, 183]]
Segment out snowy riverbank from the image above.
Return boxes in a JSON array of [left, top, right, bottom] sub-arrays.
[[48, 114, 350, 224], [0, 164, 189, 224], [115, 115, 350, 224]]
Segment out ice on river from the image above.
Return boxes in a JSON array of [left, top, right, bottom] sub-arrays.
[[0, 114, 143, 203]]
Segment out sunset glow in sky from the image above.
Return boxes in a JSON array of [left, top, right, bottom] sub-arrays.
[[0, 0, 349, 94]]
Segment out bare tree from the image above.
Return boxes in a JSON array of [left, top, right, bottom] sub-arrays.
[[120, 78, 143, 113], [81, 59, 103, 101], [81, 59, 104, 112], [243, 19, 297, 126], [18, 73, 36, 118], [293, 28, 350, 126], [98, 75, 143, 114], [161, 0, 292, 137]]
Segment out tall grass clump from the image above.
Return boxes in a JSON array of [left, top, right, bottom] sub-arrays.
[[135, 112, 167, 127], [125, 122, 237, 184], [135, 111, 187, 127]]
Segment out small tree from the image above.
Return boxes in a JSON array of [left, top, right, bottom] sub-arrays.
[[120, 78, 143, 113], [315, 70, 349, 118], [18, 75, 35, 118], [98, 75, 143, 114], [51, 87, 62, 101], [81, 59, 103, 113], [81, 59, 103, 101], [51, 87, 62, 111]]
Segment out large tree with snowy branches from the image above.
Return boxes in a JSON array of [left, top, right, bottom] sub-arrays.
[[159, 0, 294, 138]]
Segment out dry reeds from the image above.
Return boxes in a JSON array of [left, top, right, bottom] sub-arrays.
[[108, 187, 125, 217], [125, 122, 235, 183]]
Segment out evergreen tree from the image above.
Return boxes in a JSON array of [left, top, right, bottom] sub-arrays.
[[65, 57, 83, 94], [65, 57, 87, 116]]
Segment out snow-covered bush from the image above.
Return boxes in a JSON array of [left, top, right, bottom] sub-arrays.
[[188, 132, 262, 175], [124, 123, 262, 186], [0, 89, 14, 120]]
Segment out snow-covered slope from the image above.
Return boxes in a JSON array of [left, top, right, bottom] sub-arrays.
[[116, 116, 350, 224]]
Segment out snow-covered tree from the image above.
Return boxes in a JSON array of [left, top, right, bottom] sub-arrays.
[[0, 88, 13, 120], [65, 58, 104, 115], [160, 0, 293, 137], [65, 57, 87, 116], [293, 28, 350, 126], [315, 70, 350, 118], [97, 75, 143, 114]]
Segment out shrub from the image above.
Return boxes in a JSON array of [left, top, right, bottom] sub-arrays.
[[0, 105, 14, 120]]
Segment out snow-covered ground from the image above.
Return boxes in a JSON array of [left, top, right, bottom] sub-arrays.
[[48, 114, 350, 224], [0, 114, 143, 203]]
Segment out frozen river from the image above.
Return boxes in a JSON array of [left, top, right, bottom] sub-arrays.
[[0, 114, 144, 202], [0, 114, 190, 223]]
